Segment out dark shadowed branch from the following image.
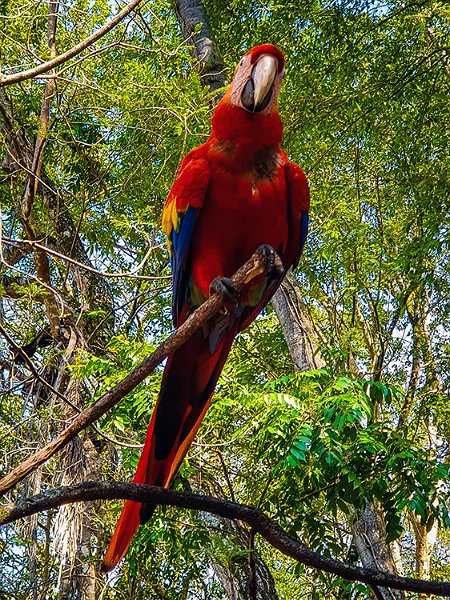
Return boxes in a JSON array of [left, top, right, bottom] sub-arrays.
[[1, 481, 450, 596]]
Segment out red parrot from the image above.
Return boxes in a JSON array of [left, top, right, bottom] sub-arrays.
[[102, 44, 309, 572]]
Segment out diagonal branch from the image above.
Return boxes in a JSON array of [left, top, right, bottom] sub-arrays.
[[1, 481, 450, 597], [0, 0, 144, 86], [0, 247, 275, 497]]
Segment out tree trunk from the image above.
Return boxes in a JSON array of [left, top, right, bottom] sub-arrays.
[[203, 514, 279, 600], [174, 0, 226, 91], [272, 273, 325, 372], [410, 511, 438, 600], [352, 503, 405, 600], [410, 421, 439, 600], [212, 552, 278, 600], [55, 428, 99, 600], [54, 382, 100, 600]]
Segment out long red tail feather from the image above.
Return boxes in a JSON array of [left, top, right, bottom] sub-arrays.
[[102, 327, 236, 572]]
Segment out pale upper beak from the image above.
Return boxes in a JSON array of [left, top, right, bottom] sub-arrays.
[[240, 54, 279, 113], [252, 54, 278, 109]]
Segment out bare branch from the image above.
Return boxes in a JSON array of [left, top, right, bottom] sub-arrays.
[[2, 481, 450, 597], [2, 236, 168, 281], [0, 0, 145, 86]]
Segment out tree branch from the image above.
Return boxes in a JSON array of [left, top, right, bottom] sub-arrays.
[[1, 481, 450, 596], [2, 236, 167, 281], [174, 0, 227, 91], [0, 247, 275, 497], [0, 0, 144, 86]]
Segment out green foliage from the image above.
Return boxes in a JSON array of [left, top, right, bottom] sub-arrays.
[[202, 365, 450, 557], [1, 0, 450, 598], [270, 371, 450, 542]]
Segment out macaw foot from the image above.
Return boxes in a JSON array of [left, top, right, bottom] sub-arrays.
[[209, 276, 239, 307], [255, 244, 285, 277]]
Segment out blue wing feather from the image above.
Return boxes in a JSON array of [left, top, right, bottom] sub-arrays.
[[162, 155, 210, 326], [300, 212, 309, 255], [170, 206, 199, 326]]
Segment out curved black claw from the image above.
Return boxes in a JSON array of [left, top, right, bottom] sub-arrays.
[[255, 244, 285, 277], [209, 276, 239, 306]]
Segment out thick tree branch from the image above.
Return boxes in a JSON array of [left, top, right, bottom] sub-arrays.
[[0, 0, 144, 86], [0, 247, 276, 497], [1, 481, 450, 597], [175, 0, 226, 91]]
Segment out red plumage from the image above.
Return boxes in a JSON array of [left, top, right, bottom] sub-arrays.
[[102, 44, 309, 572]]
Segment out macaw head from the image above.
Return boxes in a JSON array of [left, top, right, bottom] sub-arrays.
[[211, 44, 285, 149], [227, 44, 285, 115]]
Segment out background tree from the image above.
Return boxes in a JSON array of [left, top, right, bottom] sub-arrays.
[[1, 0, 449, 599]]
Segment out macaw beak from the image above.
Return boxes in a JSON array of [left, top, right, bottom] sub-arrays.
[[241, 54, 279, 113]]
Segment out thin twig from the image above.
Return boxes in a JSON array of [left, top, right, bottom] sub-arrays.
[[2, 236, 168, 281]]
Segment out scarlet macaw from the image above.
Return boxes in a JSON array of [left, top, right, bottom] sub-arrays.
[[102, 43, 309, 571]]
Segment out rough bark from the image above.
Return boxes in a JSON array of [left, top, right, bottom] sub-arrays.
[[271, 273, 325, 372], [18, 0, 61, 339], [174, 0, 226, 91], [204, 516, 278, 600], [55, 440, 99, 600], [352, 504, 406, 600], [23, 469, 42, 600], [53, 379, 100, 600]]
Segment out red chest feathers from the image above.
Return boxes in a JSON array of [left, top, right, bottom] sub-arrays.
[[189, 149, 290, 296]]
